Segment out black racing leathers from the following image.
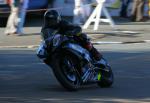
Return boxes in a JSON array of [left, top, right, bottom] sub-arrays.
[[41, 19, 102, 60], [41, 19, 81, 40]]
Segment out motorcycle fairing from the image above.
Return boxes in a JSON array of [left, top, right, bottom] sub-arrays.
[[63, 43, 92, 62], [36, 41, 48, 60]]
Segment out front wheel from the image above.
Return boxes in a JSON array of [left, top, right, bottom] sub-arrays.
[[52, 53, 81, 91], [97, 66, 114, 88]]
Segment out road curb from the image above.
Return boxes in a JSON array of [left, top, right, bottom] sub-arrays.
[[0, 45, 39, 49], [0, 40, 150, 48], [92, 40, 150, 44]]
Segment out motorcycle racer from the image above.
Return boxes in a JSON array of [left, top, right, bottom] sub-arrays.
[[40, 10, 107, 67]]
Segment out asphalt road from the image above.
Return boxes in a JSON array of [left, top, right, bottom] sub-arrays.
[[0, 43, 150, 103]]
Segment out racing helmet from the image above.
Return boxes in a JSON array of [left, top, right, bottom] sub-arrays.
[[44, 10, 61, 27]]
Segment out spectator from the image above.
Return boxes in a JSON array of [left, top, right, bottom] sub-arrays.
[[120, 0, 130, 18], [73, 0, 92, 24], [5, 0, 20, 35], [17, 0, 29, 35], [130, 0, 145, 22], [148, 0, 150, 18]]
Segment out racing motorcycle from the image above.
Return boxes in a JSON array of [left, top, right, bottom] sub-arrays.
[[37, 33, 114, 91]]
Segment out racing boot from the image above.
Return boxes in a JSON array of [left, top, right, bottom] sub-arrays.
[[90, 47, 108, 67], [84, 40, 108, 67]]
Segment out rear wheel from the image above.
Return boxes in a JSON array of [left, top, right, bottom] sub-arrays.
[[97, 66, 114, 88], [52, 53, 81, 91]]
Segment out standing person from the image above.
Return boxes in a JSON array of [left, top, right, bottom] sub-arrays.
[[148, 0, 150, 18], [17, 0, 29, 35], [120, 0, 130, 18], [130, 0, 145, 22], [5, 0, 20, 35], [73, 0, 91, 24]]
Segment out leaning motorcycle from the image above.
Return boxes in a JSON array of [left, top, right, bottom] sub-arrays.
[[37, 34, 114, 91]]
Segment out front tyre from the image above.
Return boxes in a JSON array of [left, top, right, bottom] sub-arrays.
[[97, 66, 114, 88], [52, 53, 81, 91]]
